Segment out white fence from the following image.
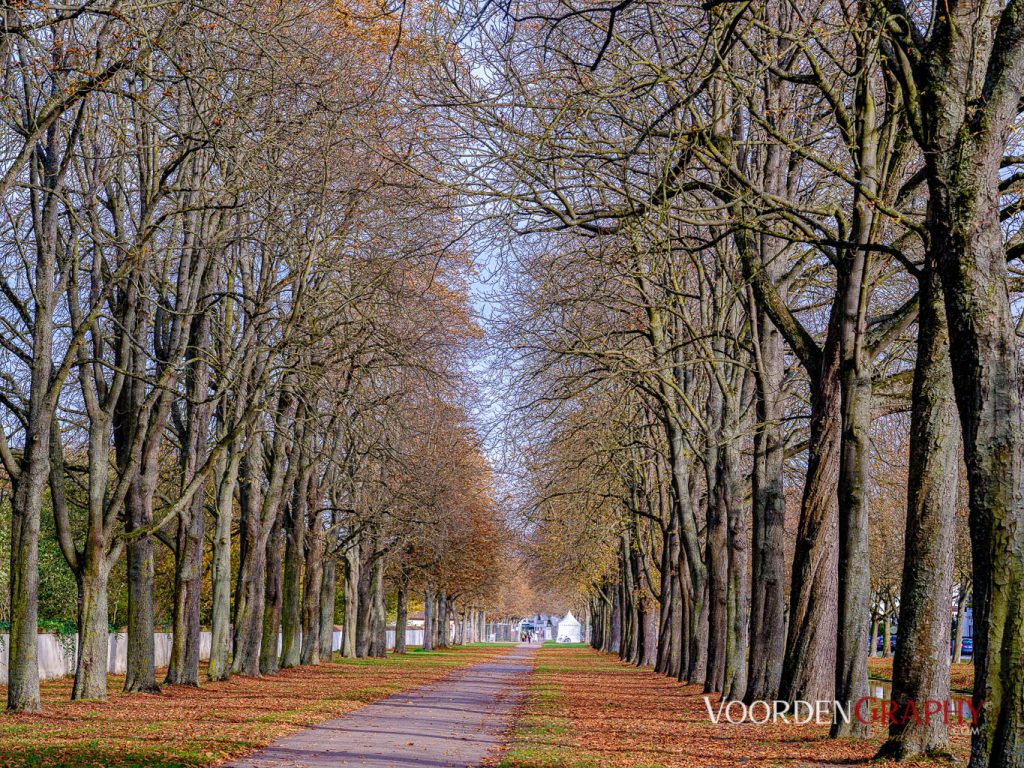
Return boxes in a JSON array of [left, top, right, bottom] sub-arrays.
[[1, 626, 456, 684], [485, 622, 519, 642], [385, 628, 425, 648], [0, 632, 212, 685]]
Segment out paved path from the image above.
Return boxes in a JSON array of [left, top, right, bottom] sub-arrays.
[[225, 644, 538, 768]]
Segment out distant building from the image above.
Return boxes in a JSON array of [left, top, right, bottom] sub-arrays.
[[556, 611, 581, 643]]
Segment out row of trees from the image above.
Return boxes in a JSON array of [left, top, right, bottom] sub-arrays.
[[445, 0, 1024, 765], [0, 0, 511, 712]]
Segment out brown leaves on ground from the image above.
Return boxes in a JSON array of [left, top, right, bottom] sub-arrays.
[[0, 645, 513, 767], [499, 647, 970, 768]]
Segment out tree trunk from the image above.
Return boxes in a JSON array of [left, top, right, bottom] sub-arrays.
[[723, 407, 749, 702], [656, 514, 682, 677], [73, 553, 112, 700], [233, 447, 265, 677], [705, 486, 728, 693], [437, 591, 449, 648], [931, 170, 1024, 768], [423, 586, 434, 651], [7, 444, 49, 713], [596, 591, 610, 651], [300, 499, 324, 666], [678, 570, 690, 677], [642, 607, 659, 666], [232, 387, 296, 677], [746, 295, 787, 703], [395, 577, 408, 654], [888, 19, 1024, 758], [878, 255, 959, 758], [833, 270, 873, 738], [232, 514, 266, 675], [952, 589, 969, 666], [6, 129, 63, 713], [368, 555, 387, 657], [620, 531, 639, 664], [166, 488, 205, 686], [342, 536, 361, 658], [166, 253, 214, 687], [209, 448, 240, 681], [280, 473, 308, 669], [260, 511, 284, 675], [608, 587, 621, 654], [630, 542, 647, 665], [666, 421, 707, 684], [319, 558, 337, 660], [704, 368, 728, 695], [688, 580, 709, 685], [780, 312, 841, 704], [454, 606, 465, 646], [882, 614, 892, 659], [355, 551, 372, 658], [123, 470, 159, 693]]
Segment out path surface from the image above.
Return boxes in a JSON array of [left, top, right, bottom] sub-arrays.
[[225, 644, 537, 768]]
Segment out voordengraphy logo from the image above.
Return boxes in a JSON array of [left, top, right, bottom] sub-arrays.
[[704, 697, 982, 727]]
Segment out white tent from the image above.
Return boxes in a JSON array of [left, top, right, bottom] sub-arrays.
[[556, 611, 582, 643]]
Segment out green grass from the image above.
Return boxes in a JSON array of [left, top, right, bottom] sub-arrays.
[[541, 641, 589, 648], [404, 642, 514, 653], [497, 712, 601, 768], [496, 659, 604, 768], [466, 641, 517, 646]]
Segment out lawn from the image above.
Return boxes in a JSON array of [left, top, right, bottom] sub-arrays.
[[541, 641, 590, 648], [868, 656, 975, 694], [496, 646, 971, 768], [0, 645, 513, 767]]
